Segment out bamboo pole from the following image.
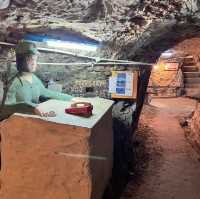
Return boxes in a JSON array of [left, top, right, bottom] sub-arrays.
[[0, 41, 153, 66], [37, 62, 151, 66], [0, 60, 152, 67]]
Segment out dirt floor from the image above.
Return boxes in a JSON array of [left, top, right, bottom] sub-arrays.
[[121, 97, 200, 199]]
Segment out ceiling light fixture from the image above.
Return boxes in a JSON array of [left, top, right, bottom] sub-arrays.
[[46, 39, 98, 52], [23, 33, 99, 52], [153, 64, 159, 70], [161, 50, 175, 58]]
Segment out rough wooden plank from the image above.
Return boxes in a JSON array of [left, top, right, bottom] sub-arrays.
[[0, 105, 113, 199]]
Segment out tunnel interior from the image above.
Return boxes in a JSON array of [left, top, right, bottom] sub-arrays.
[[0, 23, 200, 199], [0, 1, 200, 199]]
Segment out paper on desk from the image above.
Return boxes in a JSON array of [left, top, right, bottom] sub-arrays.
[[14, 98, 114, 128]]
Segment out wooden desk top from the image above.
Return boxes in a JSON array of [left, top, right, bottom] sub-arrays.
[[14, 97, 114, 128]]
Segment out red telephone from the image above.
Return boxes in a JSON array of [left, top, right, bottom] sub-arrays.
[[65, 102, 93, 117]]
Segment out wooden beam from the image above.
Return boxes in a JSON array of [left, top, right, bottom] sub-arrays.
[[133, 65, 152, 131]]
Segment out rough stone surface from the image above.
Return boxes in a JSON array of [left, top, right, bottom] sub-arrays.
[[174, 37, 200, 69], [148, 65, 184, 97], [1, 1, 200, 197], [0, 49, 139, 98], [0, 0, 200, 59], [190, 103, 200, 150], [1, 1, 200, 99], [0, 1, 187, 41], [121, 98, 200, 199], [147, 37, 200, 98]]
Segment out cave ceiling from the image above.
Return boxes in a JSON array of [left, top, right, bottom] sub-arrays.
[[1, 0, 200, 58]]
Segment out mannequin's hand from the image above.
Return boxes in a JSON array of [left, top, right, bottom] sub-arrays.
[[34, 108, 56, 117]]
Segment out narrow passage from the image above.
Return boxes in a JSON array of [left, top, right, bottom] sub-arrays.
[[122, 98, 200, 199]]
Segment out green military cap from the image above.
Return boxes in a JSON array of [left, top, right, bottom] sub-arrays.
[[15, 40, 39, 55]]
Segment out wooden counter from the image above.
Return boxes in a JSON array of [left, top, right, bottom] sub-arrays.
[[0, 97, 114, 199]]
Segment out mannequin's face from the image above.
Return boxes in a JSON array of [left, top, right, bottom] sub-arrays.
[[27, 55, 38, 72], [0, 0, 10, 9]]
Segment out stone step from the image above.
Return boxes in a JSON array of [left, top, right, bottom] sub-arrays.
[[184, 78, 200, 84], [182, 56, 195, 64], [183, 61, 195, 66], [183, 55, 194, 60], [184, 72, 200, 78], [182, 66, 199, 72], [184, 88, 200, 98], [185, 83, 200, 88]]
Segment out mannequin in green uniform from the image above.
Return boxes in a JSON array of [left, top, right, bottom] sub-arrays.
[[4, 40, 74, 117]]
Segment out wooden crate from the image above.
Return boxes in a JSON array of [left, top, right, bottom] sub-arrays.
[[0, 98, 113, 199]]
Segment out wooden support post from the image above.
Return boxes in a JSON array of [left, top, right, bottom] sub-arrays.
[[133, 65, 152, 131]]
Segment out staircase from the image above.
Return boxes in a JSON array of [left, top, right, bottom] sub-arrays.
[[182, 56, 200, 98]]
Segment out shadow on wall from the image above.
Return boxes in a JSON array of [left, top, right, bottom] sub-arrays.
[[103, 64, 152, 199], [102, 101, 136, 199]]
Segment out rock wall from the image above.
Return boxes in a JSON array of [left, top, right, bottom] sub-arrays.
[[148, 61, 184, 97], [147, 37, 200, 98], [174, 37, 200, 69], [37, 52, 110, 98], [0, 49, 135, 99], [190, 103, 200, 150], [0, 0, 189, 43], [1, 0, 200, 60]]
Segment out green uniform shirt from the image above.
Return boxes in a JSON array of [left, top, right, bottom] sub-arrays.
[[5, 74, 73, 107]]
